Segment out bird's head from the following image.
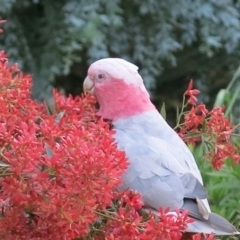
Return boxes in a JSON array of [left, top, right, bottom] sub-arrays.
[[83, 58, 155, 121]]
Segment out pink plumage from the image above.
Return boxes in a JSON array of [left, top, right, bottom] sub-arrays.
[[86, 58, 155, 120]]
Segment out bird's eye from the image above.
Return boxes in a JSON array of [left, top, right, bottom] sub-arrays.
[[98, 73, 104, 79], [96, 73, 105, 82]]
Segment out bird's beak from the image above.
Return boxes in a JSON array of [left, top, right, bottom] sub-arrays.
[[83, 76, 94, 94]]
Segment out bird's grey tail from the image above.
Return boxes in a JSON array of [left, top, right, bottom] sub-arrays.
[[182, 199, 239, 235], [187, 212, 239, 235]]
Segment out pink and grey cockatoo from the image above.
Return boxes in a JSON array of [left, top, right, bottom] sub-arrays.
[[83, 58, 238, 235]]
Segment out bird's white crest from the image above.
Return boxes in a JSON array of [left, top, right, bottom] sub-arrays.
[[90, 58, 148, 92]]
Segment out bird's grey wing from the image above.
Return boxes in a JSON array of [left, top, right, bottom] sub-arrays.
[[114, 114, 238, 235], [115, 132, 207, 210]]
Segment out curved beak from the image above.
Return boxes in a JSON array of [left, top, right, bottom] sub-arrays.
[[83, 76, 94, 94]]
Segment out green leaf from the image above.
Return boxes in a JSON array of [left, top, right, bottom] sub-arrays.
[[209, 181, 240, 190], [206, 172, 233, 178], [184, 132, 202, 138], [226, 64, 240, 91], [176, 106, 179, 119], [225, 86, 240, 117], [160, 102, 166, 120], [214, 89, 228, 107], [202, 119, 207, 132]]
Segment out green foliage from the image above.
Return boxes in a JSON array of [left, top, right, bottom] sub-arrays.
[[214, 65, 240, 107], [193, 146, 240, 226], [160, 102, 166, 120], [189, 67, 240, 231], [214, 65, 240, 131], [1, 0, 240, 103]]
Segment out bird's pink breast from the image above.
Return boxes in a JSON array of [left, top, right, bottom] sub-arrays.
[[94, 78, 156, 120]]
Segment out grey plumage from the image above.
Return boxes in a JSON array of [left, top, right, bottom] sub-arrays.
[[113, 110, 238, 234]]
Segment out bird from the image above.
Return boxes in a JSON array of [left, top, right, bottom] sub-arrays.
[[83, 58, 238, 235]]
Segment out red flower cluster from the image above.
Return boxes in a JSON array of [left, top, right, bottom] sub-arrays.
[[0, 50, 129, 238], [179, 81, 240, 170], [101, 192, 193, 240]]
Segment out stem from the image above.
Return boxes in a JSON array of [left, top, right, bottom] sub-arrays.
[[0, 173, 12, 177], [93, 210, 121, 222], [174, 95, 187, 130], [229, 133, 240, 137], [225, 86, 240, 117], [226, 65, 240, 91], [0, 150, 11, 163]]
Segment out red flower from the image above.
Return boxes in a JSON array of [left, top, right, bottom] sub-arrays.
[[184, 80, 200, 105], [192, 233, 215, 240], [179, 81, 240, 170]]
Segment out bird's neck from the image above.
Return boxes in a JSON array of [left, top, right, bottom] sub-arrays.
[[95, 79, 155, 120]]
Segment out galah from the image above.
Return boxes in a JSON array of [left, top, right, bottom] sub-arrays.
[[83, 58, 238, 235]]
